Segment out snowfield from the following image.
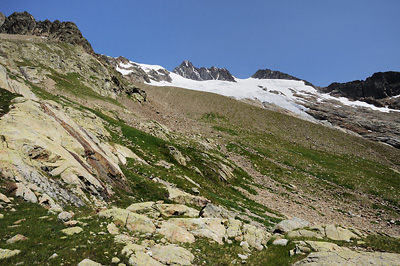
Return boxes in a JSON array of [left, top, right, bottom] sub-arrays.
[[116, 60, 398, 120]]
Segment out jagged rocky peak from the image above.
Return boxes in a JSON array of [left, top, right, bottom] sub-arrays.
[[322, 71, 400, 109], [173, 60, 236, 82], [252, 68, 315, 87], [0, 11, 93, 54]]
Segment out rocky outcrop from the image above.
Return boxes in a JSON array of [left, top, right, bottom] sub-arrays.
[[322, 71, 400, 110], [252, 68, 315, 87], [0, 11, 93, 54], [173, 60, 236, 82]]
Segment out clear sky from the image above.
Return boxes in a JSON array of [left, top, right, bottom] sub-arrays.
[[2, 0, 400, 86]]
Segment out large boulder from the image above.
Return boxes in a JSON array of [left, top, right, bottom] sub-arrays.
[[150, 245, 194, 266], [273, 217, 309, 233], [158, 221, 195, 244], [98, 208, 156, 233]]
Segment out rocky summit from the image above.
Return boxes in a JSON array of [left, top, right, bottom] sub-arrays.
[[252, 68, 315, 87], [173, 60, 236, 82], [0, 11, 399, 266]]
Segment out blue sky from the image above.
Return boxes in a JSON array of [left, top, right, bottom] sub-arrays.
[[2, 0, 400, 86]]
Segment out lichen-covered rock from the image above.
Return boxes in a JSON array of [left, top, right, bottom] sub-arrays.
[[150, 245, 194, 266], [158, 221, 195, 244], [200, 203, 234, 219], [99, 208, 156, 233], [61, 226, 83, 235], [167, 186, 210, 207], [0, 248, 20, 260]]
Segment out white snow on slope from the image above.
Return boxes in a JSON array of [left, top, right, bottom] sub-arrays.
[[116, 60, 398, 119]]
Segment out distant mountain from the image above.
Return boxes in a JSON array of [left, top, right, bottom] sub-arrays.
[[173, 60, 236, 82], [0, 11, 93, 54], [322, 71, 400, 109], [252, 68, 315, 87]]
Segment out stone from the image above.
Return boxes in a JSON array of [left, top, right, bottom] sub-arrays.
[[324, 225, 359, 241], [121, 243, 146, 257], [200, 203, 234, 219], [61, 226, 83, 235], [111, 257, 120, 264], [287, 229, 324, 239], [238, 254, 248, 260], [240, 241, 251, 252], [168, 218, 227, 244], [305, 241, 347, 252], [292, 250, 400, 266], [126, 202, 155, 213], [99, 208, 156, 233], [158, 221, 195, 244], [77, 258, 103, 266], [242, 224, 271, 250], [49, 253, 58, 259], [13, 183, 37, 203], [151, 244, 194, 266], [0, 248, 20, 260], [167, 146, 187, 166], [226, 218, 243, 238], [6, 234, 28, 244], [0, 214, 3, 219], [273, 217, 309, 233], [167, 186, 210, 207], [0, 192, 10, 203], [156, 203, 199, 217], [107, 223, 119, 235], [272, 238, 289, 246], [57, 211, 74, 222], [129, 251, 163, 266], [39, 194, 62, 212]]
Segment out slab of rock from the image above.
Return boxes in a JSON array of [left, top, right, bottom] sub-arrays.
[[6, 234, 28, 244], [77, 258, 103, 266], [273, 238, 289, 246], [13, 183, 37, 203], [156, 204, 199, 217], [122, 243, 146, 257], [167, 186, 209, 207], [168, 218, 226, 244], [0, 248, 20, 260], [129, 251, 163, 266], [273, 217, 309, 233], [293, 250, 400, 266], [0, 192, 10, 203], [126, 201, 155, 213], [158, 221, 195, 244], [305, 241, 347, 252], [324, 224, 359, 241], [151, 245, 194, 266], [226, 218, 242, 238], [99, 208, 156, 233], [287, 229, 324, 239], [61, 226, 83, 235]]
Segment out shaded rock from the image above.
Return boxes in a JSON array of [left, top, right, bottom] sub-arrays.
[[6, 234, 28, 244], [99, 208, 156, 233], [158, 221, 195, 244], [292, 250, 400, 266], [0, 248, 20, 260], [129, 251, 163, 266], [252, 68, 315, 87], [61, 226, 83, 235], [151, 244, 194, 266], [39, 194, 62, 213], [77, 258, 103, 266], [273, 217, 309, 233], [167, 145, 187, 166]]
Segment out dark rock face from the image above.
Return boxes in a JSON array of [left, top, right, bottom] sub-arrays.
[[322, 72, 400, 110], [173, 60, 236, 82], [0, 11, 93, 54], [252, 69, 315, 87]]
